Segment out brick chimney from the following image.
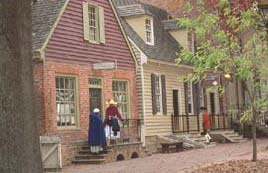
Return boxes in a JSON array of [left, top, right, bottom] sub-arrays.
[[139, 0, 186, 16]]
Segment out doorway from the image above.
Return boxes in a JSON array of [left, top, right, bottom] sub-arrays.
[[89, 78, 103, 116], [89, 88, 102, 114], [173, 90, 180, 116], [209, 92, 216, 115], [172, 90, 183, 132]]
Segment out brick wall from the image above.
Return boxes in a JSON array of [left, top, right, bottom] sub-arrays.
[[35, 61, 138, 165], [33, 60, 45, 135]]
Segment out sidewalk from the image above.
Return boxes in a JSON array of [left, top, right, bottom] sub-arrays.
[[62, 139, 268, 173]]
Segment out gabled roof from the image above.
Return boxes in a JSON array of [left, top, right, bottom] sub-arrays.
[[32, 0, 68, 51], [113, 0, 183, 63], [162, 19, 183, 30]]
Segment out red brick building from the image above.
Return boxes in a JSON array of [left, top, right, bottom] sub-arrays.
[[32, 0, 138, 165]]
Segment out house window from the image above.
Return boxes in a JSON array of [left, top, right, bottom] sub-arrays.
[[151, 74, 167, 115], [145, 18, 154, 45], [187, 81, 194, 114], [83, 2, 105, 43], [188, 32, 195, 53], [199, 88, 205, 107], [88, 5, 99, 42], [112, 80, 129, 119], [56, 76, 77, 127], [155, 75, 162, 113]]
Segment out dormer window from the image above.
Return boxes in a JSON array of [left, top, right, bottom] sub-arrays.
[[88, 5, 99, 42], [82, 2, 106, 44], [145, 18, 154, 45]]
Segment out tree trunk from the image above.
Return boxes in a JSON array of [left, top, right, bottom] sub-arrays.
[[252, 107, 257, 162], [252, 74, 258, 162], [0, 1, 43, 173]]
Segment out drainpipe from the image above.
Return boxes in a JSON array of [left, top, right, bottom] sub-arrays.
[[141, 63, 146, 147]]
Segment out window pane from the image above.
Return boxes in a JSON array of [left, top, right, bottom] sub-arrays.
[[112, 81, 129, 119], [56, 77, 77, 127], [145, 18, 152, 43], [155, 75, 162, 114], [88, 5, 99, 42], [188, 81, 193, 113]]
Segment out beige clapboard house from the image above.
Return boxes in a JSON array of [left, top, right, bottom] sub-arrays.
[[114, 0, 223, 151]]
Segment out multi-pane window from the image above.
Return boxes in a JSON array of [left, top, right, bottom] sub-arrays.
[[188, 32, 195, 53], [187, 81, 193, 114], [89, 5, 99, 42], [56, 77, 77, 127], [112, 81, 129, 119], [152, 74, 167, 115], [145, 18, 154, 45], [83, 2, 105, 43], [155, 75, 162, 113], [199, 88, 205, 108]]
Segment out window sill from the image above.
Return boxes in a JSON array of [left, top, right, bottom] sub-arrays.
[[145, 42, 154, 46], [57, 127, 81, 131], [89, 40, 103, 45]]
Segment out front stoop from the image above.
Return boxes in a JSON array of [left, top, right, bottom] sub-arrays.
[[72, 142, 146, 165], [72, 146, 110, 164], [211, 130, 247, 143]]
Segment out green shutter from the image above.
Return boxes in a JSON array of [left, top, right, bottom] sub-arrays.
[[192, 82, 200, 114], [82, 2, 89, 41], [161, 75, 167, 115], [184, 82, 189, 115], [98, 6, 105, 44], [151, 74, 157, 115]]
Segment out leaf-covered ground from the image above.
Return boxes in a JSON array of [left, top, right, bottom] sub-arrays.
[[190, 159, 268, 173]]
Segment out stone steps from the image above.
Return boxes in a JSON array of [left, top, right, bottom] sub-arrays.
[[75, 154, 107, 160], [211, 130, 246, 143], [72, 145, 110, 165], [78, 149, 110, 155], [72, 158, 105, 164]]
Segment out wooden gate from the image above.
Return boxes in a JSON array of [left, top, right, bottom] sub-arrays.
[[40, 136, 62, 170]]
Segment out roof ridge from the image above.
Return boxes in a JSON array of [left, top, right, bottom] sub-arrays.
[[32, 0, 68, 51]]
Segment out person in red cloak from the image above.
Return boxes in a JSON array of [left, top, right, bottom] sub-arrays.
[[104, 99, 124, 138], [200, 107, 212, 143]]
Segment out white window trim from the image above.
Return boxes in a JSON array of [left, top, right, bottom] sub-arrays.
[[83, 2, 105, 44], [199, 88, 205, 108], [155, 74, 163, 115], [188, 81, 194, 115], [145, 17, 154, 45], [112, 79, 131, 119], [55, 75, 80, 130], [88, 4, 100, 43]]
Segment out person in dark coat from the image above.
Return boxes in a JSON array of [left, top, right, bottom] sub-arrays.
[[200, 107, 212, 143], [88, 108, 106, 153]]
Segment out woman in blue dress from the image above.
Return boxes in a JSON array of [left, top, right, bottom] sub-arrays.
[[88, 108, 106, 153]]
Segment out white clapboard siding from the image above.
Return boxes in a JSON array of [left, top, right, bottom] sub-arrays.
[[141, 61, 192, 136]]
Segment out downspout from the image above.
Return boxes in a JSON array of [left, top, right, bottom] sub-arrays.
[[140, 63, 146, 147], [128, 38, 148, 147]]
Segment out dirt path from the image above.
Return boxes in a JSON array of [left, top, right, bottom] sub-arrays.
[[62, 139, 268, 173]]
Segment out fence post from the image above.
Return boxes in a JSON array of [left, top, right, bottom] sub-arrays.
[[187, 115, 190, 133]]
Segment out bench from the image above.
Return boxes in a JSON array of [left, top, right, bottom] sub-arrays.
[[161, 142, 183, 153]]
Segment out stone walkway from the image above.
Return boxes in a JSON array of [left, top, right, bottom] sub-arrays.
[[62, 139, 268, 173]]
